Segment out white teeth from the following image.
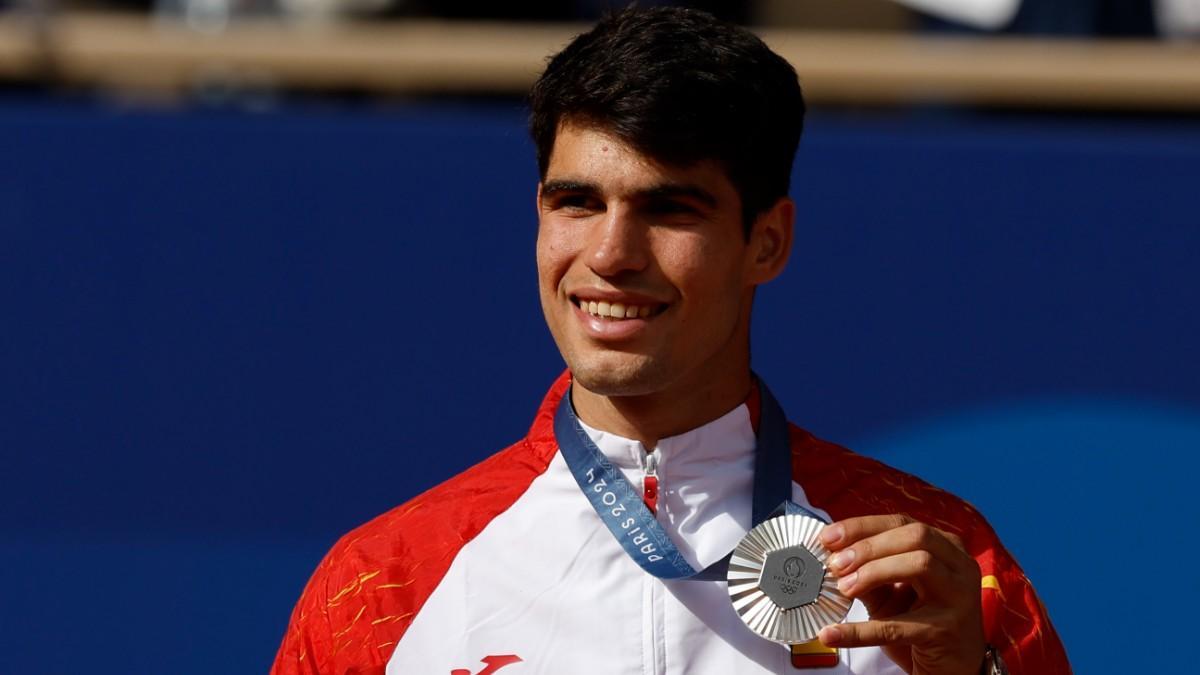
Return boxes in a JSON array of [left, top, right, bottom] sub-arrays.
[[578, 298, 656, 320]]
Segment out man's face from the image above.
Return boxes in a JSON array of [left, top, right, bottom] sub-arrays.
[[536, 122, 762, 399]]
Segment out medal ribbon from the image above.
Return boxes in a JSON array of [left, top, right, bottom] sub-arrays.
[[554, 376, 826, 581]]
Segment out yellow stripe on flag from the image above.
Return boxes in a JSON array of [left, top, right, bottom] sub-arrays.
[[790, 639, 839, 669], [791, 640, 837, 656]]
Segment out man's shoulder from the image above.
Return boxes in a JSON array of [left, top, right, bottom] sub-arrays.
[[271, 433, 559, 674], [327, 433, 558, 579], [324, 374, 569, 571], [787, 424, 989, 543]]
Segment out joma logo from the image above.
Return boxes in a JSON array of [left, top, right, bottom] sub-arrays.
[[450, 654, 522, 675]]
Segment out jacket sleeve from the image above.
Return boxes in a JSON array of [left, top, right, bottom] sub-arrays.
[[269, 539, 399, 675], [967, 510, 1072, 674], [270, 559, 333, 675]]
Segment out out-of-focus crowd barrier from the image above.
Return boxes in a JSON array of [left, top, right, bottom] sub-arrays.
[[2, 10, 1200, 109]]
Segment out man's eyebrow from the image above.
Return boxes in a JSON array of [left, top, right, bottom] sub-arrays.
[[539, 179, 719, 210], [540, 180, 598, 198]]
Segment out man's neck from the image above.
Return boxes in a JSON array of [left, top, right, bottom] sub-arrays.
[[570, 368, 753, 450]]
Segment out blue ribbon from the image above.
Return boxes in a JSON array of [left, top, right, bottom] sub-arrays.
[[554, 377, 825, 581]]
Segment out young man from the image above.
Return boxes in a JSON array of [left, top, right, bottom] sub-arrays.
[[272, 8, 1069, 674]]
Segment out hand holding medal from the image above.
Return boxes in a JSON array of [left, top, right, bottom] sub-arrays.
[[816, 514, 987, 675]]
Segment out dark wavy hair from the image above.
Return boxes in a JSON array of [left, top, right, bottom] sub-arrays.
[[529, 6, 805, 234]]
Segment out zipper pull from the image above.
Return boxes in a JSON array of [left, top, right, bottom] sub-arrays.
[[643, 450, 660, 515]]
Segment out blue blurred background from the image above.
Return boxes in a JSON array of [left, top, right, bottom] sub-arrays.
[[2, 95, 1197, 673]]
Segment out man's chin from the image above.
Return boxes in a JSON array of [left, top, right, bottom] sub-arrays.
[[568, 356, 670, 399]]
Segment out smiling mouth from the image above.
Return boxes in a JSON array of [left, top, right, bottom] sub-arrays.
[[571, 296, 666, 320]]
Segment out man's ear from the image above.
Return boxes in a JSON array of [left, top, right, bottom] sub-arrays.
[[746, 197, 794, 286]]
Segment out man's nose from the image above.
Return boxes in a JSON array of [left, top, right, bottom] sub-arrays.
[[585, 207, 649, 277]]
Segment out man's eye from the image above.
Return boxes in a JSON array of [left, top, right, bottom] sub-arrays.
[[554, 195, 601, 213]]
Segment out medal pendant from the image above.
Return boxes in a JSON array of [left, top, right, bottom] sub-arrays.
[[727, 513, 852, 646]]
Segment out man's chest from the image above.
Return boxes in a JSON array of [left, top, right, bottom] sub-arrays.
[[384, 458, 895, 675]]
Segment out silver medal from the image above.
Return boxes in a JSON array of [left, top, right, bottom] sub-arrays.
[[727, 513, 852, 645]]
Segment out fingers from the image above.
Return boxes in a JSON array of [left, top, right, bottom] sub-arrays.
[[816, 514, 986, 673], [819, 515, 981, 623], [820, 513, 913, 550], [822, 518, 975, 579], [835, 550, 952, 601], [818, 615, 932, 649], [820, 609, 985, 673]]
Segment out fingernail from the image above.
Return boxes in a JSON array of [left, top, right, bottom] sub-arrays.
[[820, 524, 844, 546], [829, 549, 855, 570], [819, 625, 842, 645], [837, 572, 857, 593]]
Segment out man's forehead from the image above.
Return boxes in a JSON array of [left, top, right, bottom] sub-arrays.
[[546, 122, 655, 170], [543, 123, 734, 199]]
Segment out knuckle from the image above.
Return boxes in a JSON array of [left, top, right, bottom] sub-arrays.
[[900, 522, 930, 549], [881, 621, 905, 643], [856, 539, 873, 562], [944, 530, 966, 551], [913, 550, 935, 574]]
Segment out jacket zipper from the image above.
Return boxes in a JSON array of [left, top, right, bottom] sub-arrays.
[[642, 450, 660, 514], [642, 448, 665, 675]]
